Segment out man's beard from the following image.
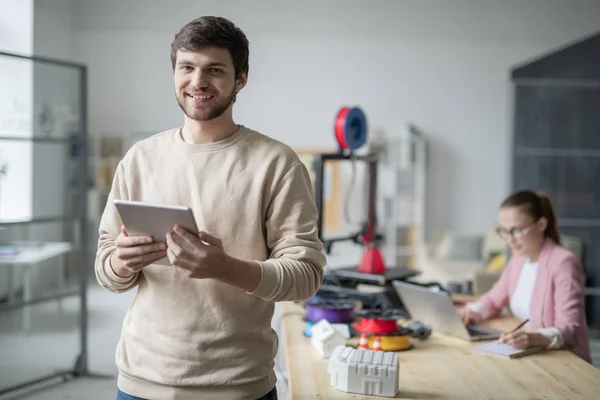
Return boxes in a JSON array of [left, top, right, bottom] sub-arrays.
[[176, 87, 236, 121]]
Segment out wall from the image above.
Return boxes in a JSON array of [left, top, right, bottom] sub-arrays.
[[33, 0, 74, 61], [68, 0, 600, 241]]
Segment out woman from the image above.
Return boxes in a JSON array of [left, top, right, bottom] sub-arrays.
[[459, 190, 591, 363]]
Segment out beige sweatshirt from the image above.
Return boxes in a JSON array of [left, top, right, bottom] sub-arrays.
[[95, 126, 326, 400]]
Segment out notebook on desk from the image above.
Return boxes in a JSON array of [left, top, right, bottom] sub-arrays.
[[472, 340, 543, 359]]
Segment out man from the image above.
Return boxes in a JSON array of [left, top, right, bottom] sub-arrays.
[[95, 16, 326, 400]]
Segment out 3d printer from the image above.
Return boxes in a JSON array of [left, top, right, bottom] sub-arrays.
[[312, 106, 419, 309]]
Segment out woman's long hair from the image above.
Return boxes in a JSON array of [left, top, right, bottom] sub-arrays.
[[501, 190, 561, 244]]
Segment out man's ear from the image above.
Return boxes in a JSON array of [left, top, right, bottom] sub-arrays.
[[235, 72, 248, 92]]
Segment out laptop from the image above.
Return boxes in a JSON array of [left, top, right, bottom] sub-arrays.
[[391, 280, 502, 341]]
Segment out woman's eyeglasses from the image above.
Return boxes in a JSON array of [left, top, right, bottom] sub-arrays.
[[495, 220, 537, 240]]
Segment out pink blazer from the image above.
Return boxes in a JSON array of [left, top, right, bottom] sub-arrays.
[[478, 238, 591, 363]]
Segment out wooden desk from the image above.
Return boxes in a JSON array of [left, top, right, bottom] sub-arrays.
[[281, 301, 600, 399]]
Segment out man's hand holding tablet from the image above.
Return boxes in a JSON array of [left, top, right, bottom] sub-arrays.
[[166, 225, 261, 292], [110, 225, 168, 278], [166, 226, 226, 278]]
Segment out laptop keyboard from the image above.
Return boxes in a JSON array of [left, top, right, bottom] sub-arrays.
[[467, 325, 497, 336]]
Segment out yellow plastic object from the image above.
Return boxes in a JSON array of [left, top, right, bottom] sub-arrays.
[[367, 334, 411, 351], [486, 253, 506, 272]]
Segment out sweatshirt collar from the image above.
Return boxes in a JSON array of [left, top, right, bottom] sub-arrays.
[[172, 125, 248, 153]]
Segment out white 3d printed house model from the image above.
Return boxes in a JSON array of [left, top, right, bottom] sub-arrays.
[[328, 345, 399, 397], [310, 319, 348, 358]]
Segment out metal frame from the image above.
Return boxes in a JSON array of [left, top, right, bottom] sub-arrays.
[[0, 50, 110, 396], [312, 152, 379, 252], [311, 151, 421, 311]]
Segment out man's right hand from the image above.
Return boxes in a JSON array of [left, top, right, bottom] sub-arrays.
[[459, 307, 485, 325], [110, 226, 168, 278]]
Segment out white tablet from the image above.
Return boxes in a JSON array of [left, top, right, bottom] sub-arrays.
[[114, 199, 199, 266]]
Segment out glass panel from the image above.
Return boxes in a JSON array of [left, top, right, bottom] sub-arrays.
[[561, 226, 600, 285], [0, 131, 80, 223], [32, 62, 82, 140], [0, 140, 33, 222], [0, 51, 87, 395], [0, 56, 34, 138], [512, 154, 600, 220], [32, 142, 71, 220], [561, 226, 600, 328], [513, 85, 600, 150], [0, 299, 81, 389], [0, 219, 80, 393]]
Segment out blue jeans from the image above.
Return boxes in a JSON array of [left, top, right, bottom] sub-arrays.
[[117, 387, 277, 400]]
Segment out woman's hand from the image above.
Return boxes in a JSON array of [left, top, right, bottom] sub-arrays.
[[459, 307, 484, 325], [499, 330, 551, 349]]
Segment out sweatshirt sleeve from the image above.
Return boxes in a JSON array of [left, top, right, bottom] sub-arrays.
[[249, 162, 326, 302], [94, 160, 141, 293]]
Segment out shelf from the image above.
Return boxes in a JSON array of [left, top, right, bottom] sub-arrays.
[[559, 219, 600, 227], [0, 135, 73, 144], [395, 246, 419, 256], [515, 148, 600, 157], [513, 78, 600, 88], [0, 216, 75, 226], [585, 287, 600, 296]]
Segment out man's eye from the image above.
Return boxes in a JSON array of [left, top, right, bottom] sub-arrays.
[[210, 68, 223, 73]]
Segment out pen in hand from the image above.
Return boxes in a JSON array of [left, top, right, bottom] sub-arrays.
[[510, 318, 530, 333], [499, 318, 529, 344]]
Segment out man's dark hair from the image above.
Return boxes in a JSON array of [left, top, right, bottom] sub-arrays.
[[170, 16, 249, 79]]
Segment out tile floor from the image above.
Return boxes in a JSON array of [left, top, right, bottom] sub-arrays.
[[0, 284, 133, 400]]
